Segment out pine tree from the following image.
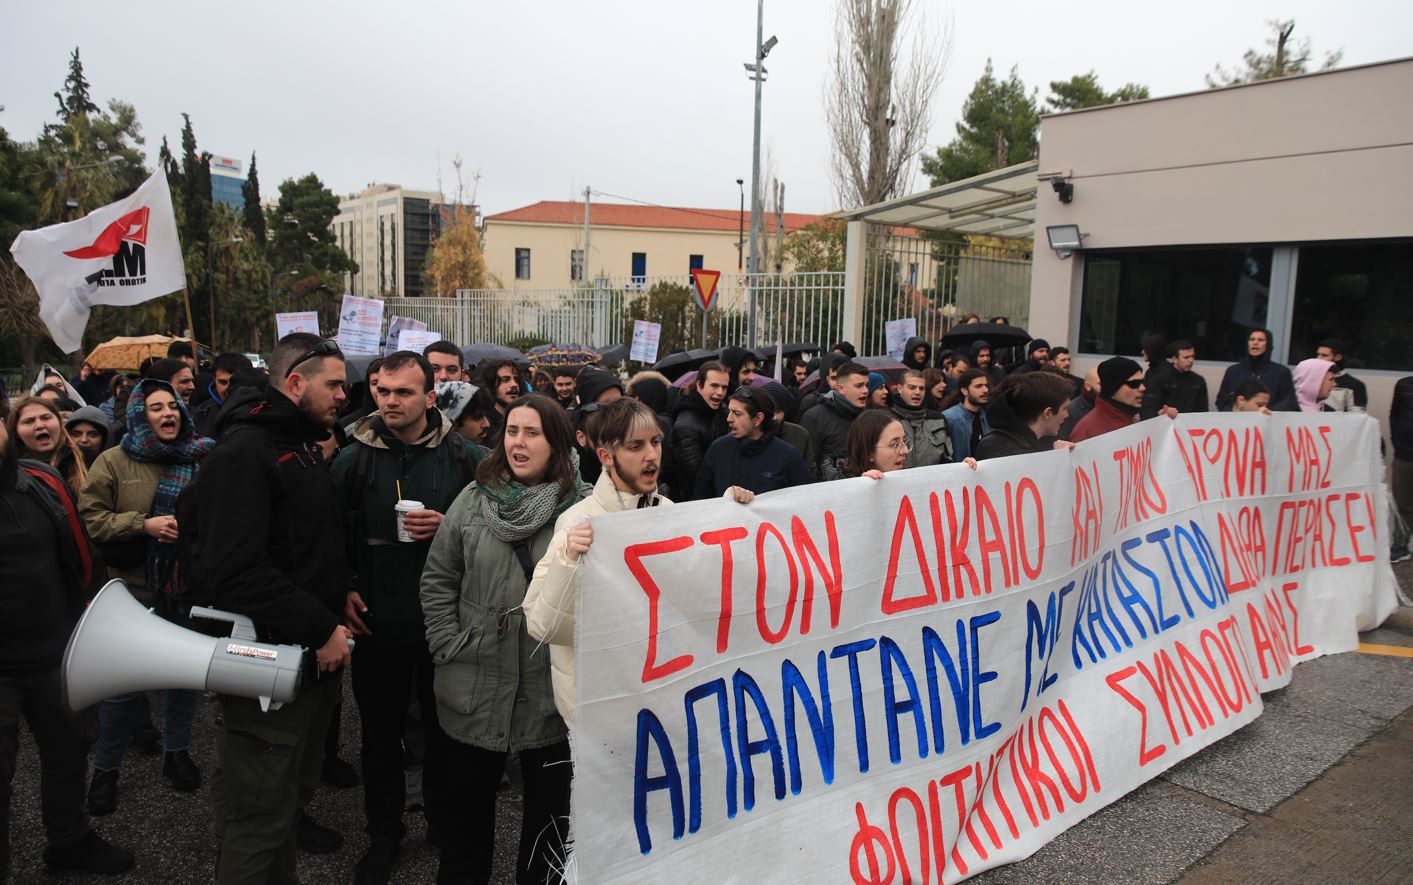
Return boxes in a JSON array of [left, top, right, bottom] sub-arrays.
[[921, 60, 1039, 186], [242, 151, 266, 245], [177, 113, 211, 253], [158, 136, 180, 187], [53, 47, 99, 121]]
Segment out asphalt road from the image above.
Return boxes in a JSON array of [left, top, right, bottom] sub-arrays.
[[7, 581, 1413, 884]]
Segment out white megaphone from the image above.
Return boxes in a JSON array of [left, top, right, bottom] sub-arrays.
[[63, 579, 310, 713]]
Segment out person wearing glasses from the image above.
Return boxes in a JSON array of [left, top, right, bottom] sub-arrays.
[[419, 394, 589, 884], [190, 333, 354, 884], [837, 410, 912, 479], [975, 372, 1075, 460], [694, 387, 811, 499], [1069, 357, 1148, 444]]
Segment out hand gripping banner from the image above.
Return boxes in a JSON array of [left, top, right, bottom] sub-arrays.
[[569, 413, 1396, 883]]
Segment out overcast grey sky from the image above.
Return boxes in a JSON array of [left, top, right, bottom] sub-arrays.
[[3, 1, 1408, 216]]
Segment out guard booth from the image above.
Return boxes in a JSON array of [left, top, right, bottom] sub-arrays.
[[840, 162, 1038, 355]]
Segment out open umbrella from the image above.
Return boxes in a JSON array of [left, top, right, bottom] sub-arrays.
[[652, 348, 719, 381], [753, 342, 820, 361], [595, 344, 629, 366], [797, 356, 908, 393], [940, 322, 1031, 349], [460, 343, 529, 368], [84, 335, 194, 372], [527, 343, 600, 366]]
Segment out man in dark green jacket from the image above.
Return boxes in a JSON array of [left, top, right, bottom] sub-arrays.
[[330, 351, 481, 884]]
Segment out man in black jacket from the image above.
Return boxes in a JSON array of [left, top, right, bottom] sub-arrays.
[[0, 421, 133, 877], [975, 372, 1073, 461], [1316, 339, 1368, 413], [1141, 340, 1210, 419], [799, 361, 869, 477], [194, 333, 353, 884], [667, 361, 729, 496]]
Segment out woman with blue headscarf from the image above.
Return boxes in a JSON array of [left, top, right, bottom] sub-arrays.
[[77, 379, 215, 816]]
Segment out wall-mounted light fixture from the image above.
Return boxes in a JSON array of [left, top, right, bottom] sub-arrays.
[[1050, 174, 1074, 203], [1046, 224, 1086, 258]]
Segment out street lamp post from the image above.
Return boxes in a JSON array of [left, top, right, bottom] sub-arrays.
[[736, 178, 745, 272], [743, 1, 777, 348]]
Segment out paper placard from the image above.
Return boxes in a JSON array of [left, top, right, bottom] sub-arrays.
[[630, 320, 662, 364], [385, 315, 428, 355], [275, 311, 320, 339], [336, 294, 385, 355], [396, 329, 441, 355], [886, 317, 918, 360]]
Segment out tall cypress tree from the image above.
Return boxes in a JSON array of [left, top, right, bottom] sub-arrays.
[[53, 47, 99, 121], [241, 151, 266, 245], [177, 113, 211, 253]]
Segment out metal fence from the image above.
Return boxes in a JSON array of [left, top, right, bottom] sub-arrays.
[[858, 224, 1033, 356], [382, 272, 846, 355]]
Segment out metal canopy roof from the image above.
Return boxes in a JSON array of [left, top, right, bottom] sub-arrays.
[[842, 161, 1039, 238]]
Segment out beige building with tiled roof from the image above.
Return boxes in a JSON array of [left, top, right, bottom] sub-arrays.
[[481, 200, 825, 290]]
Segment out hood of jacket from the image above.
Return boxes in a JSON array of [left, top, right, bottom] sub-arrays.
[[350, 406, 454, 450], [969, 339, 993, 366], [1293, 358, 1335, 412], [670, 386, 718, 421], [31, 364, 86, 407], [820, 389, 864, 420], [65, 405, 112, 447], [902, 336, 931, 370], [214, 382, 330, 448]]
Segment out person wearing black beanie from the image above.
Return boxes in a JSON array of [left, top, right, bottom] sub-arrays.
[[1071, 356, 1145, 443], [575, 367, 623, 407], [1008, 338, 1051, 376]]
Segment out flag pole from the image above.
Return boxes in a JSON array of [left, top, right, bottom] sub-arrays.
[[179, 288, 196, 339]]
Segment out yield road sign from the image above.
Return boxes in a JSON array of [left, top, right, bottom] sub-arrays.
[[690, 269, 721, 312]]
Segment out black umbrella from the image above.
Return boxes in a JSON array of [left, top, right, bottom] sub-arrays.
[[596, 344, 630, 365], [460, 343, 529, 368], [855, 355, 910, 382], [652, 348, 719, 381], [940, 322, 1031, 349], [753, 342, 820, 361]]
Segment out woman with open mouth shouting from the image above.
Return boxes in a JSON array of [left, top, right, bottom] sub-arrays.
[[7, 395, 88, 494], [420, 393, 590, 885], [76, 378, 216, 818]]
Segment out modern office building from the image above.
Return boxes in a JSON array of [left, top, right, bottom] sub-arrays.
[[482, 200, 824, 290], [209, 154, 245, 212], [332, 184, 474, 298]]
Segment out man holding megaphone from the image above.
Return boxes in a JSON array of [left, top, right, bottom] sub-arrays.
[[186, 333, 354, 884]]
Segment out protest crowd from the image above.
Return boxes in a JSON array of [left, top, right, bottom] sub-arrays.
[[0, 319, 1403, 885]]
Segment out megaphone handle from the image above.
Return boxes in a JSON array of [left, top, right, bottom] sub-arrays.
[[188, 606, 260, 641]]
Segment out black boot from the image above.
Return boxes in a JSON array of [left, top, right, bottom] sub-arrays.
[[87, 769, 119, 816], [43, 831, 134, 875], [353, 838, 401, 885], [163, 750, 201, 791], [295, 811, 343, 854]]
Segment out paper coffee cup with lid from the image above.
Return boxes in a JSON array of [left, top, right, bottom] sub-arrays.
[[395, 500, 423, 543]]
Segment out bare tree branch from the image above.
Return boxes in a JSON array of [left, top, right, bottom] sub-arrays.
[[825, 0, 951, 209]]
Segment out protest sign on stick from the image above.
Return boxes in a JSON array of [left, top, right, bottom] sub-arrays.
[[275, 311, 320, 338], [630, 320, 662, 364], [570, 413, 1396, 883], [336, 294, 384, 355]]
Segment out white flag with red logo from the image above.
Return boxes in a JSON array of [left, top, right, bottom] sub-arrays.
[[9, 171, 186, 353]]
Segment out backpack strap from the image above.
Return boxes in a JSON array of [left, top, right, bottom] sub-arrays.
[[510, 539, 535, 584], [21, 464, 95, 590]]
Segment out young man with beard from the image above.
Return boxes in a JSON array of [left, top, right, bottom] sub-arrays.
[[477, 359, 523, 446], [331, 351, 481, 883], [1050, 347, 1084, 396], [193, 333, 354, 884], [423, 341, 466, 384], [551, 366, 580, 410], [1072, 356, 1169, 443], [667, 360, 729, 496], [942, 369, 991, 461], [1315, 339, 1367, 413], [799, 361, 869, 478], [890, 369, 954, 468], [522, 398, 752, 728], [192, 353, 254, 437]]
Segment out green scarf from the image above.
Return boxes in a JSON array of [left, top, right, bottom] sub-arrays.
[[479, 475, 587, 542]]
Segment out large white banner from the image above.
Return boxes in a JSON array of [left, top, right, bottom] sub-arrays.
[[572, 413, 1396, 883]]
